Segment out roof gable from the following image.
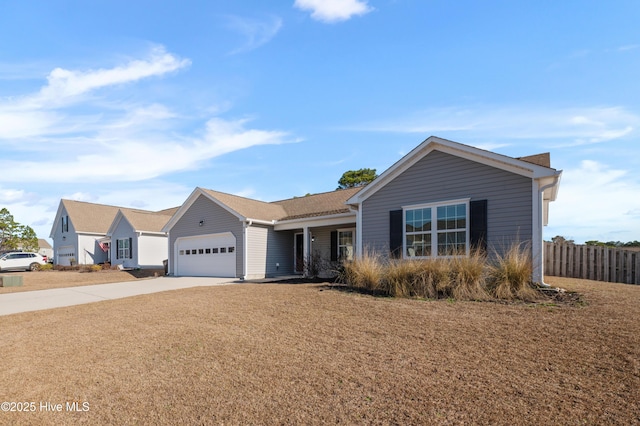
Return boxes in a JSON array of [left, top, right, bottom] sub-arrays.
[[164, 186, 363, 232], [347, 136, 561, 205], [52, 199, 179, 237]]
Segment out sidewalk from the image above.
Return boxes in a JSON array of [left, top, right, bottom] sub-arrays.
[[0, 276, 235, 316]]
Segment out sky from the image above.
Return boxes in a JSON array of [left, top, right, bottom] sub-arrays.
[[1, 0, 639, 245]]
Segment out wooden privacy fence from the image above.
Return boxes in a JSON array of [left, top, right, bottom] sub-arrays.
[[544, 242, 640, 285]]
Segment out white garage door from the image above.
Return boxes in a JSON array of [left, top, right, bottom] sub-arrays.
[[56, 245, 75, 266], [175, 232, 237, 277]]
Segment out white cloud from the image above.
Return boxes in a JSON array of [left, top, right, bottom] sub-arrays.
[[352, 105, 639, 145], [225, 15, 283, 54], [17, 46, 189, 110], [0, 47, 294, 184], [546, 160, 640, 243], [294, 0, 372, 23]]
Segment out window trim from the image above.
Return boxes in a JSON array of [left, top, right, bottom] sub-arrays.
[[116, 238, 130, 260], [337, 228, 356, 261], [402, 198, 470, 259]]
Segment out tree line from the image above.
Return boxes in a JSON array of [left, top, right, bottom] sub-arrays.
[[550, 235, 640, 248], [0, 208, 39, 252]]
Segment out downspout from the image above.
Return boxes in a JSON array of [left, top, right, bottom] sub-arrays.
[[535, 174, 561, 287], [242, 220, 252, 281], [349, 204, 362, 259], [137, 231, 142, 269]]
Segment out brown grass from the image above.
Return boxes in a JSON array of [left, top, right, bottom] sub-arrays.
[[0, 276, 638, 424], [0, 269, 163, 293]]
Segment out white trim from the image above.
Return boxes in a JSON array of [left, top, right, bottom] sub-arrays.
[[163, 187, 245, 233], [402, 197, 470, 211], [347, 136, 561, 205], [402, 199, 470, 259], [274, 212, 356, 231], [337, 228, 356, 261]]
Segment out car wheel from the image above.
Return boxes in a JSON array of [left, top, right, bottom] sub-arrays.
[[29, 263, 39, 271]]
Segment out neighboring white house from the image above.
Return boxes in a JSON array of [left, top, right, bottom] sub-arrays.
[[50, 200, 177, 268], [106, 207, 178, 269], [37, 239, 53, 260]]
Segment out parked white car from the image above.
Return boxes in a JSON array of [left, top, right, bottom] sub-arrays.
[[0, 252, 47, 271]]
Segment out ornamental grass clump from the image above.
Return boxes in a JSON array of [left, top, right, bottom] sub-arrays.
[[413, 258, 451, 299], [488, 242, 539, 302], [384, 259, 421, 297], [449, 250, 491, 301], [342, 249, 385, 293]]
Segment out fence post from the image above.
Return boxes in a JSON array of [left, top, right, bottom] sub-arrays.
[[603, 247, 610, 282]]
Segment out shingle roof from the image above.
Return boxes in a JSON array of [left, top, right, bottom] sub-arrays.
[[61, 200, 177, 234], [200, 189, 287, 221], [273, 187, 363, 220], [517, 152, 551, 168], [38, 239, 52, 249], [119, 209, 176, 233], [200, 186, 362, 222]]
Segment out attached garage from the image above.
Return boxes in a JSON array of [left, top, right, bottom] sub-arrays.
[[56, 245, 76, 266], [174, 232, 236, 277]]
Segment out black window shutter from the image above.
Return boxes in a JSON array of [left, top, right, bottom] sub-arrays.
[[116, 240, 120, 259], [470, 200, 488, 253], [129, 237, 133, 259], [389, 210, 403, 258], [330, 231, 338, 262]]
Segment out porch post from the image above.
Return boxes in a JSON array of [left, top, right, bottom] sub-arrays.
[[302, 226, 310, 277]]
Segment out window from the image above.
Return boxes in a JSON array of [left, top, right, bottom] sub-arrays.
[[404, 200, 469, 258], [220, 247, 227, 253], [338, 229, 355, 261], [61, 215, 69, 232], [228, 247, 235, 253], [205, 248, 211, 254], [198, 249, 204, 254], [116, 238, 130, 259], [212, 248, 219, 254]]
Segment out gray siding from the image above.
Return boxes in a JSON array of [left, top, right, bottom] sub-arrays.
[[265, 228, 295, 277], [111, 219, 137, 268], [246, 225, 268, 279], [362, 150, 532, 256], [168, 195, 244, 277]]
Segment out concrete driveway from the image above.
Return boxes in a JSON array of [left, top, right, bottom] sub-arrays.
[[0, 276, 235, 316]]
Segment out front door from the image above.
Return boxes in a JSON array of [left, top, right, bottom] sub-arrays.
[[294, 233, 304, 273]]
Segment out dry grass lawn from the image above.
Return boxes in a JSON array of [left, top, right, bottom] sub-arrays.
[[0, 276, 638, 425], [0, 269, 163, 293]]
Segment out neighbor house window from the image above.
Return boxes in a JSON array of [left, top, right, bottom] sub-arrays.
[[116, 238, 130, 259], [338, 229, 355, 261], [404, 199, 469, 258]]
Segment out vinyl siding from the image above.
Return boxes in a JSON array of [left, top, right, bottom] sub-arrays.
[[362, 150, 532, 256], [168, 194, 244, 277], [246, 225, 268, 279], [111, 220, 136, 268], [265, 228, 295, 277], [137, 234, 168, 268]]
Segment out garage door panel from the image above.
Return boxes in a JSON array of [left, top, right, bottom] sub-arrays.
[[176, 232, 236, 277]]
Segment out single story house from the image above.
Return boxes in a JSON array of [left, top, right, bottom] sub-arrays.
[[163, 136, 562, 283], [49, 200, 177, 268], [106, 207, 179, 269], [37, 239, 53, 260]]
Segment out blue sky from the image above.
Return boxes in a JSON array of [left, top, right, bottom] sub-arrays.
[[1, 0, 639, 244]]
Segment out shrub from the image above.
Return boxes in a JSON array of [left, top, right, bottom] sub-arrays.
[[384, 259, 419, 297], [37, 263, 53, 271], [342, 249, 385, 293], [487, 242, 539, 302], [449, 250, 491, 301], [340, 242, 540, 302]]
